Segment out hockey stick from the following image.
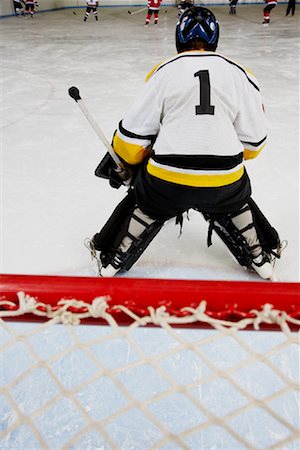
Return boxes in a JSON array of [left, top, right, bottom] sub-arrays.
[[68, 86, 130, 181], [128, 7, 147, 15]]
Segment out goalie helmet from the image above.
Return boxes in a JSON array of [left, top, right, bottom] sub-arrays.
[[176, 6, 219, 53]]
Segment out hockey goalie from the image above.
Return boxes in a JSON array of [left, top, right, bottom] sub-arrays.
[[88, 6, 284, 280]]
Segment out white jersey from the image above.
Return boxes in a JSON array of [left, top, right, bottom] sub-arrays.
[[113, 50, 267, 188], [87, 0, 98, 6]]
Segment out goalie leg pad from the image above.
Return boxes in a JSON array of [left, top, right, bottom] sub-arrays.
[[247, 198, 280, 254], [91, 189, 163, 276], [202, 200, 283, 279], [230, 204, 262, 257], [203, 208, 255, 268], [96, 202, 163, 277], [92, 189, 136, 254]]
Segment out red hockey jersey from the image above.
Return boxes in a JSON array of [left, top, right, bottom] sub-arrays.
[[148, 0, 162, 10]]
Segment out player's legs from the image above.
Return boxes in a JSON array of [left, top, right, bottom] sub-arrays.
[[24, 4, 30, 17], [145, 8, 154, 25], [229, 0, 238, 14], [203, 201, 282, 279], [228, 205, 275, 278], [89, 189, 164, 277], [93, 7, 98, 20], [14, 1, 23, 15], [90, 168, 282, 279], [134, 168, 282, 279], [29, 5, 34, 17], [286, 0, 295, 15], [263, 3, 276, 25], [84, 6, 91, 21], [99, 207, 163, 277]]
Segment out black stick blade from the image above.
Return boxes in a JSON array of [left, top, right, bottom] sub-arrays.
[[68, 86, 81, 102], [128, 10, 132, 14]]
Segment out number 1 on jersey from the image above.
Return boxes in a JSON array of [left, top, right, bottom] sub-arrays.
[[194, 70, 215, 115]]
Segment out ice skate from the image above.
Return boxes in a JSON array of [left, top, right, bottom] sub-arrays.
[[99, 251, 126, 278], [251, 252, 274, 280], [99, 263, 119, 277], [251, 240, 287, 280]]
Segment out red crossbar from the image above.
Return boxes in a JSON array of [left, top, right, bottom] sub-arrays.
[[1, 274, 299, 330]]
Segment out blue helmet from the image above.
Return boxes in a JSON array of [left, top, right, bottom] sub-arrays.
[[176, 6, 219, 53]]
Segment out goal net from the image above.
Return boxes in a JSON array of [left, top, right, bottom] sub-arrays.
[[1, 274, 299, 450]]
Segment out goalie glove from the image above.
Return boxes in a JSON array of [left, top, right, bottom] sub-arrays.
[[94, 152, 133, 189], [109, 166, 132, 189]]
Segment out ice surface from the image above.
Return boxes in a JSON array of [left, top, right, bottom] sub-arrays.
[[1, 5, 299, 282]]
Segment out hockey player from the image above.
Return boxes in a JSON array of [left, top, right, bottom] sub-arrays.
[[90, 6, 283, 279], [145, 0, 162, 26], [84, 0, 99, 22], [13, 0, 25, 16], [229, 0, 238, 15], [24, 0, 38, 17], [177, 0, 194, 17], [286, 0, 296, 16], [262, 0, 277, 25]]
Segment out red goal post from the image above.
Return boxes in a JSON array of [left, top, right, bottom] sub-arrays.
[[1, 274, 299, 331]]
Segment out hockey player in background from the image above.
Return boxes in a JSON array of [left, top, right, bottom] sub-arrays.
[[286, 0, 296, 16], [84, 0, 99, 22], [177, 0, 194, 17], [229, 0, 238, 15], [24, 0, 38, 17], [145, 0, 162, 26], [13, 0, 25, 16], [89, 6, 283, 280], [262, 0, 277, 25]]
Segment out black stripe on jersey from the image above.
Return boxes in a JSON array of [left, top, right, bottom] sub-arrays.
[[119, 121, 157, 142], [152, 152, 243, 170], [154, 54, 260, 92], [241, 136, 267, 147]]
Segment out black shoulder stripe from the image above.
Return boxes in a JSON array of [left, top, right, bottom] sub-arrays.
[[241, 136, 267, 147], [155, 53, 260, 92], [119, 120, 157, 141]]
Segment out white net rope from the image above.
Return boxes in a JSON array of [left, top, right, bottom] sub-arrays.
[[1, 292, 299, 450]]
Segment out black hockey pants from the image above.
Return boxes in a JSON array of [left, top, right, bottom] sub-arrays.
[[133, 166, 252, 221]]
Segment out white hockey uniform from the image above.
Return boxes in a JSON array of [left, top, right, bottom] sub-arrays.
[[113, 50, 267, 188], [84, 0, 99, 20]]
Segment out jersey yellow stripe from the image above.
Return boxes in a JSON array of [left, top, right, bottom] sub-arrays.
[[145, 63, 161, 82], [113, 134, 149, 165], [147, 161, 245, 187], [243, 144, 265, 160]]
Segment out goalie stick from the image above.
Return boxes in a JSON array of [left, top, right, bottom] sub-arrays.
[[128, 7, 147, 15], [68, 86, 130, 183]]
